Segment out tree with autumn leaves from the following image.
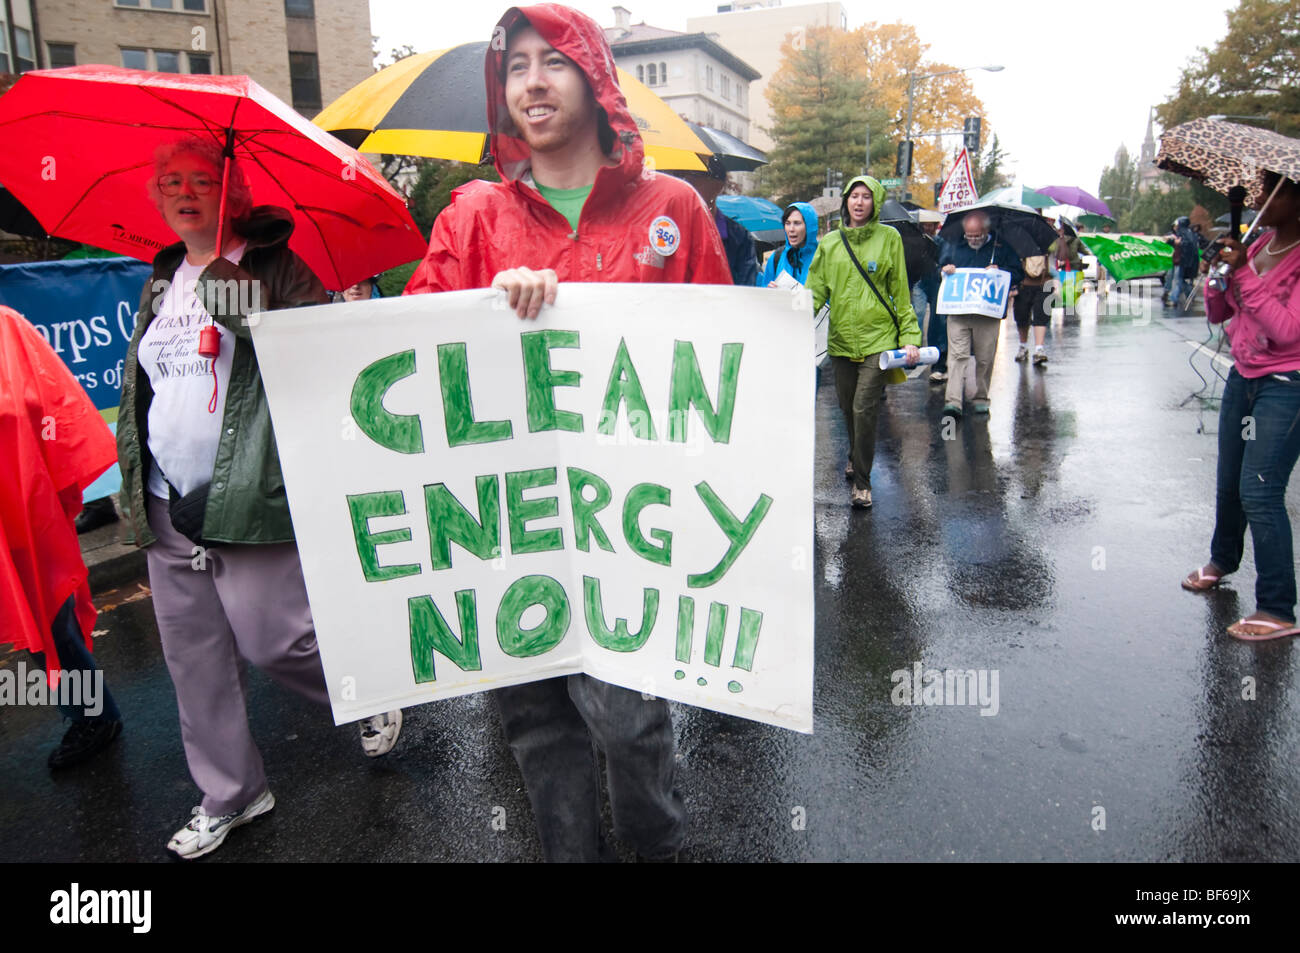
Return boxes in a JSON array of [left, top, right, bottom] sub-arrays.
[[763, 23, 995, 208]]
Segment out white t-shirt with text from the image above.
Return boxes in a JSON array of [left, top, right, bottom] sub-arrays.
[[137, 243, 246, 499]]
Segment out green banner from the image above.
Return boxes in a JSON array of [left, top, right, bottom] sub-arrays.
[[1078, 234, 1173, 283]]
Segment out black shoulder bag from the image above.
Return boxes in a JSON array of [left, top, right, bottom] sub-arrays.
[[838, 227, 902, 349]]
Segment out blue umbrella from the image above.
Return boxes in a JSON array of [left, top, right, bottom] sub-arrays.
[[716, 194, 784, 234]]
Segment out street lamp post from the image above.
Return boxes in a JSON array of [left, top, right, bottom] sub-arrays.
[[903, 64, 1003, 198]]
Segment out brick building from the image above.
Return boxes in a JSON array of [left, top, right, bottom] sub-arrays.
[[7, 0, 372, 116]]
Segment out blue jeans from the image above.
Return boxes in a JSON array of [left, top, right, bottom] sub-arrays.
[[493, 674, 685, 861], [1170, 270, 1190, 310], [918, 276, 945, 369], [30, 595, 121, 723], [1210, 368, 1300, 621]]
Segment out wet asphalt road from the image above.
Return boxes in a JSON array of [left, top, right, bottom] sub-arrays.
[[4, 286, 1299, 862]]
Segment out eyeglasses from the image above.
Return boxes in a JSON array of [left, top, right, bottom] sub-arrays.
[[157, 173, 216, 196]]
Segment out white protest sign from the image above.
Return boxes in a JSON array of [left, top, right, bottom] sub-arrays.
[[936, 268, 1012, 318], [938, 148, 978, 214], [250, 284, 815, 733]]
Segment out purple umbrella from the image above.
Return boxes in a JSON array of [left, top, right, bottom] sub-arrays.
[[1035, 185, 1112, 217]]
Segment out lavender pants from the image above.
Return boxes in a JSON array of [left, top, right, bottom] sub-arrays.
[[145, 495, 328, 815]]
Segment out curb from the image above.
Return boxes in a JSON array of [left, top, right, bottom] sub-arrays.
[[80, 495, 147, 593]]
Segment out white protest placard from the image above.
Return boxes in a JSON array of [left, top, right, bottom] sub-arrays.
[[938, 148, 978, 214], [937, 267, 1012, 318], [250, 284, 815, 733]]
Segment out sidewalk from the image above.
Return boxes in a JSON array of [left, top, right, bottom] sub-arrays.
[[81, 493, 146, 592]]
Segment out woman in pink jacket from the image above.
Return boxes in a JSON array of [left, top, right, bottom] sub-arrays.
[[1182, 170, 1300, 639]]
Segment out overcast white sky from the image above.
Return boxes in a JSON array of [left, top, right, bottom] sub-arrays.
[[370, 0, 1236, 194]]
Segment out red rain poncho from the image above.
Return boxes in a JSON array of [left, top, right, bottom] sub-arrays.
[[1, 305, 117, 675]]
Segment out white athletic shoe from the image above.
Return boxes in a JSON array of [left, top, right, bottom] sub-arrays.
[[1014, 344, 1029, 362], [1033, 347, 1048, 365], [359, 709, 403, 757], [167, 789, 275, 860]]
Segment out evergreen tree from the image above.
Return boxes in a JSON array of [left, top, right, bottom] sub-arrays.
[[1157, 0, 1299, 137], [1097, 145, 1138, 223], [407, 160, 500, 238], [763, 28, 869, 207], [971, 135, 1012, 195]]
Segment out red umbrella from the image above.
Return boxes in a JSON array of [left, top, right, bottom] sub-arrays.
[[0, 66, 426, 290]]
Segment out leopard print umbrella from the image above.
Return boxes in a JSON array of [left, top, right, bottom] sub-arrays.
[[1156, 118, 1300, 195]]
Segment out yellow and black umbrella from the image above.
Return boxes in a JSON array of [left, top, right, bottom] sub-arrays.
[[314, 42, 710, 171]]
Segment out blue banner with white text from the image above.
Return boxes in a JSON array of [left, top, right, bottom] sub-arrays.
[[0, 257, 152, 499]]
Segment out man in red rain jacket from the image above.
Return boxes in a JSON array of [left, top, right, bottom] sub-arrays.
[[405, 3, 731, 861]]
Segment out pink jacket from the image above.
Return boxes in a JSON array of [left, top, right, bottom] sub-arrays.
[[1207, 234, 1300, 378]]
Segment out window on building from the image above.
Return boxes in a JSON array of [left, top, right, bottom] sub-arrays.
[[121, 48, 149, 69], [0, 23, 9, 73], [285, 0, 316, 17], [636, 64, 643, 83], [705, 66, 713, 90], [13, 26, 35, 72], [721, 75, 730, 101], [188, 51, 212, 73], [289, 51, 322, 112], [659, 62, 666, 85], [154, 50, 180, 72], [647, 63, 657, 86], [48, 43, 76, 67], [117, 1, 209, 10]]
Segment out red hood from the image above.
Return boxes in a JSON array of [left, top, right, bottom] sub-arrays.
[[486, 4, 643, 184]]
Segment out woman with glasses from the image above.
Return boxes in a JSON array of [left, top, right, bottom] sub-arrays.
[[116, 136, 402, 860]]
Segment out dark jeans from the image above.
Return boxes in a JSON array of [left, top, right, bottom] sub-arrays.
[[1210, 368, 1300, 621], [30, 595, 121, 723], [921, 275, 945, 370], [493, 674, 685, 862]]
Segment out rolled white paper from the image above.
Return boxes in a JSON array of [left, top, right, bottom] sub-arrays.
[[879, 346, 940, 370]]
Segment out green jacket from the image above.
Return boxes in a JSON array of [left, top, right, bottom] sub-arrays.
[[1048, 235, 1085, 270], [807, 175, 920, 359], [116, 206, 328, 548]]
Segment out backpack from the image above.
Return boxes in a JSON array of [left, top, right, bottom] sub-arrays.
[[1023, 255, 1048, 280]]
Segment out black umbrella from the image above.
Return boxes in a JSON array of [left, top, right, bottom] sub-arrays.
[[1216, 208, 1257, 225], [879, 198, 917, 223], [939, 199, 1058, 259], [684, 122, 768, 172], [880, 199, 937, 282], [0, 185, 46, 238]]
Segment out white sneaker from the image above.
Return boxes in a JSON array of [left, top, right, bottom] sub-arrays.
[[1033, 347, 1048, 365], [1014, 345, 1029, 362], [167, 788, 275, 860], [359, 709, 403, 757]]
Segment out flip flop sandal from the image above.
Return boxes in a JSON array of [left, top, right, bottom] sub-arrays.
[[1227, 616, 1300, 641], [1181, 565, 1224, 592]]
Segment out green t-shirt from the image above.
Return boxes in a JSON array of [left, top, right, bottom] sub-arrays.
[[535, 181, 593, 231]]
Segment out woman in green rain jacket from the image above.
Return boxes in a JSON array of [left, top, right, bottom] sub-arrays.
[[807, 175, 920, 509]]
